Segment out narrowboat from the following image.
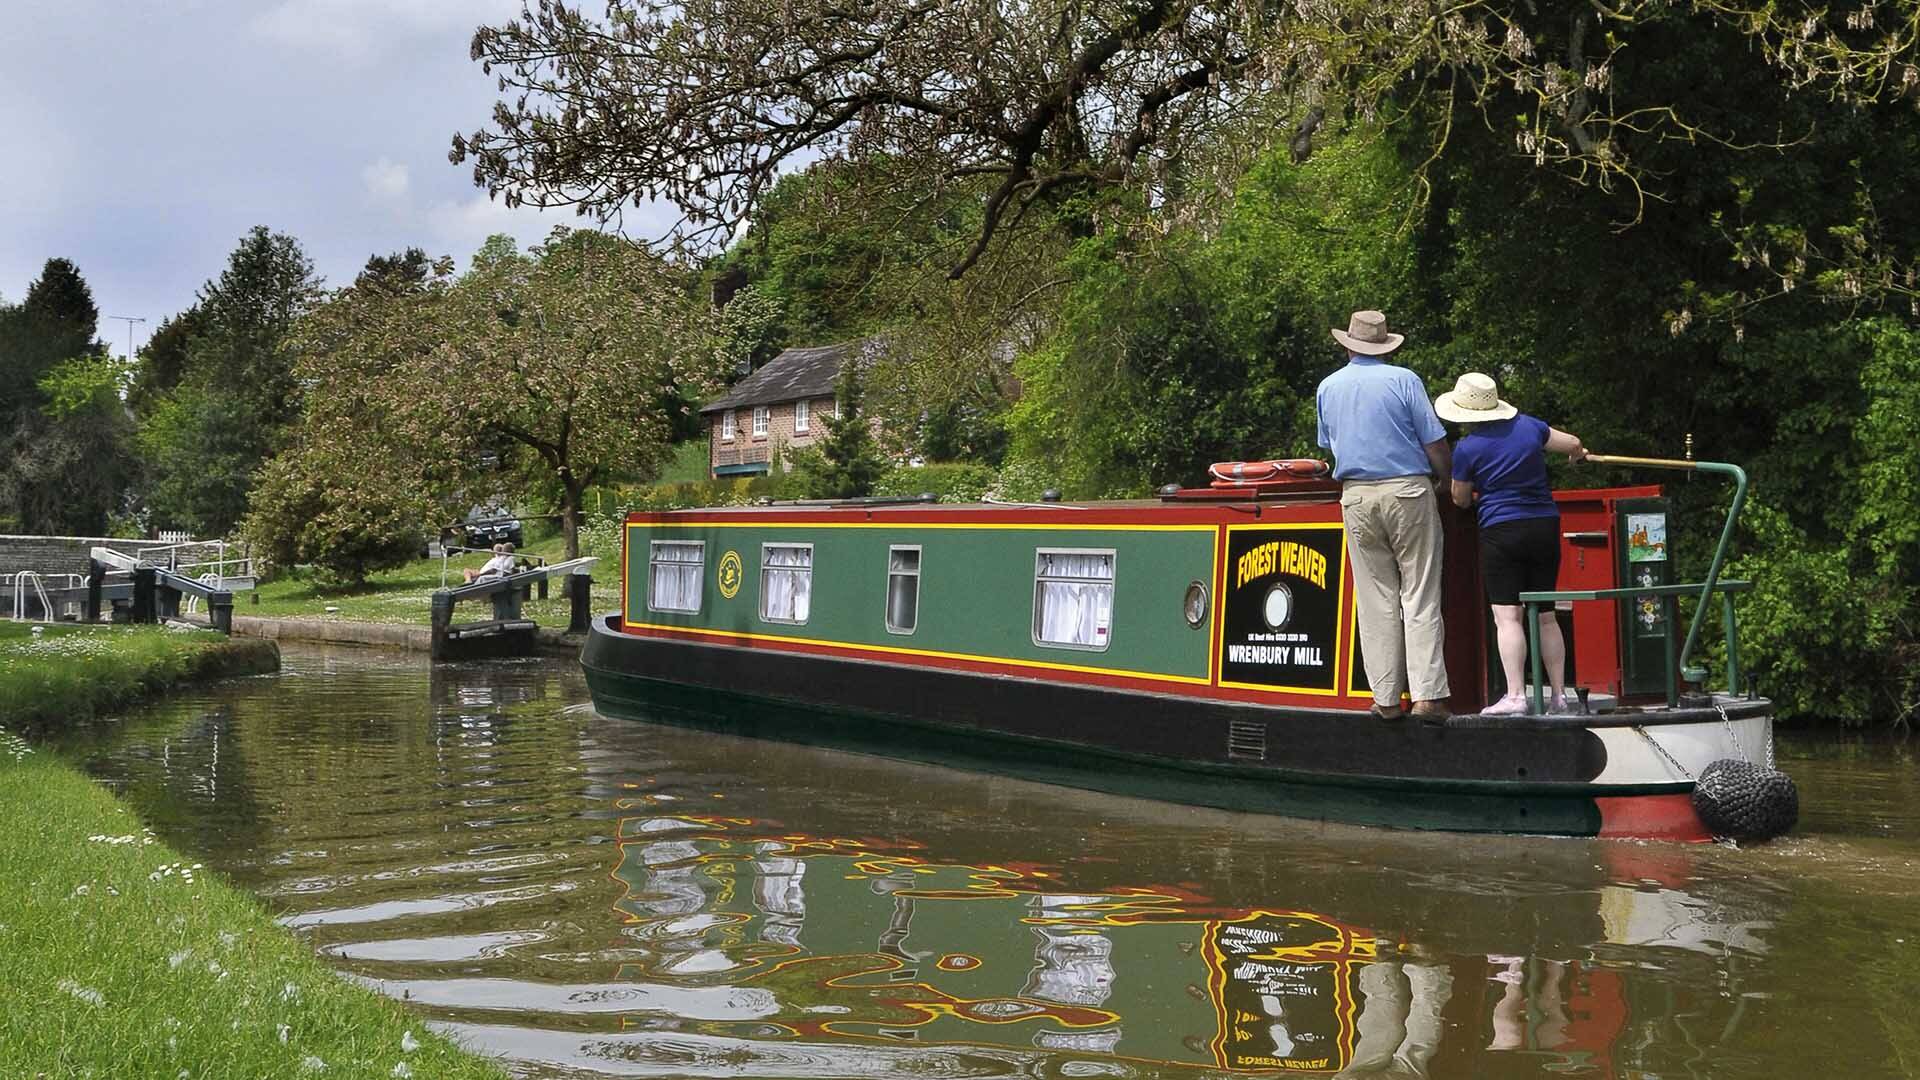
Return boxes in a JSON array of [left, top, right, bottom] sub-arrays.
[[582, 457, 1797, 841]]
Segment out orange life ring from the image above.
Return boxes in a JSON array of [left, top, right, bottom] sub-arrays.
[[1208, 459, 1330, 484]]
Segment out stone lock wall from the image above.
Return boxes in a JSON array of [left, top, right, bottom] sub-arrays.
[[0, 535, 227, 581]]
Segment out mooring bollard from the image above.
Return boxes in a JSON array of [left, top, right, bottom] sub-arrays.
[[430, 590, 454, 662], [85, 559, 105, 623], [568, 573, 592, 634], [131, 567, 157, 624]]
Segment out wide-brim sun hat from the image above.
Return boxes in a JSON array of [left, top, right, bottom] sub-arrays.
[[1330, 309, 1404, 355], [1434, 371, 1518, 423]]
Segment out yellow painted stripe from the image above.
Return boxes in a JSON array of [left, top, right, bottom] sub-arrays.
[[620, 620, 1215, 686]]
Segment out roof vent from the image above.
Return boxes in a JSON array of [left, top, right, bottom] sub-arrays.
[[1041, 488, 1062, 503]]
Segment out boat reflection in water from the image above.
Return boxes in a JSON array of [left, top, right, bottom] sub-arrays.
[[603, 809, 1766, 1078]]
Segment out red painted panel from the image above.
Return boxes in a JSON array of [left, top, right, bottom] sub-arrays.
[[1595, 793, 1710, 842]]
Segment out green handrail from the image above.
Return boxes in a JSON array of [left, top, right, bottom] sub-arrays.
[[1517, 580, 1752, 713], [1584, 454, 1748, 676]]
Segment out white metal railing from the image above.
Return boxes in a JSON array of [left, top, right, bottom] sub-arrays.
[[10, 571, 51, 623]]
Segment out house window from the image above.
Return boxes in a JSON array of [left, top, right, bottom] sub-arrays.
[[795, 398, 810, 434], [885, 546, 920, 634], [720, 410, 735, 442], [1033, 549, 1114, 651], [752, 406, 770, 438], [761, 543, 812, 624], [648, 540, 704, 613]]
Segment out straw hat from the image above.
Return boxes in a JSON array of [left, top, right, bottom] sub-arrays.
[[1330, 310, 1404, 356], [1434, 372, 1518, 423]]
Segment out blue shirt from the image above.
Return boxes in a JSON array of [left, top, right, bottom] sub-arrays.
[[1315, 356, 1447, 480], [1452, 413, 1560, 527]]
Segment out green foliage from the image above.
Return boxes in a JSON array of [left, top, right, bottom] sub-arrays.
[[127, 305, 208, 418], [138, 227, 323, 536], [288, 227, 722, 560], [797, 363, 887, 498], [37, 353, 126, 418], [0, 257, 103, 417], [138, 383, 275, 538], [873, 463, 996, 503], [1007, 136, 1419, 497], [242, 441, 433, 587]]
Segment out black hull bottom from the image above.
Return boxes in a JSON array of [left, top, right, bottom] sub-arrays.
[[580, 618, 1746, 838]]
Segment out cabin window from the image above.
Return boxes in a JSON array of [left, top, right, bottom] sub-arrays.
[[648, 540, 704, 613], [752, 406, 770, 438], [795, 398, 810, 434], [1033, 549, 1114, 651], [885, 546, 920, 635], [761, 543, 813, 624], [720, 409, 735, 442]]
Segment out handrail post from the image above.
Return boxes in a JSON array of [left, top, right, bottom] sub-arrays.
[[1680, 461, 1747, 673], [1526, 600, 1545, 714], [1661, 595, 1679, 708]]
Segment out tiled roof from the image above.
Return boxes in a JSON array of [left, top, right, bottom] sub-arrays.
[[700, 338, 878, 413]]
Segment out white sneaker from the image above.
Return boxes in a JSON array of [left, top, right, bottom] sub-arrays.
[[1481, 693, 1530, 716]]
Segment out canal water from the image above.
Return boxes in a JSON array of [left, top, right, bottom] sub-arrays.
[[58, 644, 1920, 1079]]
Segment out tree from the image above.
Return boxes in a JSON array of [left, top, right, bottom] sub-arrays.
[[0, 259, 127, 534], [803, 361, 887, 498], [291, 229, 722, 560], [356, 248, 432, 294], [243, 437, 433, 586], [139, 227, 323, 536], [127, 305, 208, 418], [0, 258, 103, 416], [457, 0, 1920, 278]]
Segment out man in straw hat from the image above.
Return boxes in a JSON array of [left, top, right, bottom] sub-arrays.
[[1316, 310, 1452, 722]]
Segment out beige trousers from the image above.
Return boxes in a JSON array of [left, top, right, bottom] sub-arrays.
[[1341, 477, 1449, 706]]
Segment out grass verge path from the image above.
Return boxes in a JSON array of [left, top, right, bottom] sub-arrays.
[[0, 627, 507, 1077]]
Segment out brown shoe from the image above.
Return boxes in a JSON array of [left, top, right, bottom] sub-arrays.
[[1411, 699, 1451, 725], [1370, 704, 1407, 721]]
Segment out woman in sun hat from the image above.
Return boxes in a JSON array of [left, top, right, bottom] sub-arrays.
[[1436, 372, 1588, 716]]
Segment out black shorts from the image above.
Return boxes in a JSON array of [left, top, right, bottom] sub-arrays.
[[1480, 516, 1561, 605]]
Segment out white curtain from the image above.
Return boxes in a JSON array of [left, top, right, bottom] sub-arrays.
[[762, 545, 812, 623], [649, 542, 703, 612], [1035, 552, 1113, 647]]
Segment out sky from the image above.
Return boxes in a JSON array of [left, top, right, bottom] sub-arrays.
[[2, 0, 680, 359]]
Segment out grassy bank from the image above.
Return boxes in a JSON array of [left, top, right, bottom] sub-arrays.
[[0, 623, 280, 733], [0, 748, 506, 1077], [0, 622, 505, 1074], [248, 535, 617, 626]]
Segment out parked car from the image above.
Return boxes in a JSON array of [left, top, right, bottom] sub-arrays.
[[461, 505, 523, 549]]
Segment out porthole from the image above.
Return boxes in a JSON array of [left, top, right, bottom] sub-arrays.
[[1183, 581, 1208, 628], [1262, 582, 1294, 630]]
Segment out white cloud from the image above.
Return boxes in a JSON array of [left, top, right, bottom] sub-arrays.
[[249, 0, 518, 63], [361, 157, 410, 202], [425, 194, 563, 258]]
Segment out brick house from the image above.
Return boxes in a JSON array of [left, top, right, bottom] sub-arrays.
[[702, 338, 878, 479]]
